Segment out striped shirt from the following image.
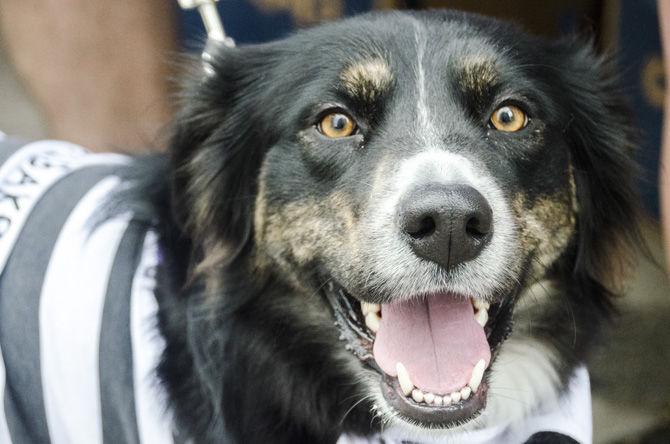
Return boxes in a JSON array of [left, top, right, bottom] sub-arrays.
[[0, 135, 592, 444], [0, 137, 176, 444]]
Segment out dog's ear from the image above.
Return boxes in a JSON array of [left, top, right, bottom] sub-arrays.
[[551, 38, 643, 308], [169, 44, 282, 275]]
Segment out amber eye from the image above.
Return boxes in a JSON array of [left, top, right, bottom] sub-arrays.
[[318, 112, 357, 138], [490, 105, 528, 132]]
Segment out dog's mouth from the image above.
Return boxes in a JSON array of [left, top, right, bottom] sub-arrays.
[[324, 282, 514, 428]]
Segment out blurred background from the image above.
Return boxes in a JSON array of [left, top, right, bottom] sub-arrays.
[[0, 0, 668, 442]]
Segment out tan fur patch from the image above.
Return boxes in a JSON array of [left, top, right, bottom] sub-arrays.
[[458, 56, 499, 94], [513, 191, 576, 279], [340, 58, 393, 101], [567, 161, 579, 214], [254, 163, 270, 246], [254, 178, 361, 286]]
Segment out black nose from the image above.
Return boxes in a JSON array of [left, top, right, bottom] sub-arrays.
[[398, 184, 493, 269]]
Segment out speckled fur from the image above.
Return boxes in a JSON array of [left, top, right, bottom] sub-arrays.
[[512, 189, 576, 280]]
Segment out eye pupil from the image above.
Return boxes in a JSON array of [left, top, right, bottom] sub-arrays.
[[498, 108, 514, 124], [332, 114, 348, 130]]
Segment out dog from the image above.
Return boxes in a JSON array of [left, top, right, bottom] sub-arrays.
[[0, 9, 640, 444]]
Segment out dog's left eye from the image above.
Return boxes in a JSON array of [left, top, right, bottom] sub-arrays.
[[490, 105, 528, 132], [318, 112, 357, 138]]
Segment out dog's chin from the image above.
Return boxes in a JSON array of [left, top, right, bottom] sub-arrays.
[[322, 281, 516, 430], [379, 374, 490, 427]]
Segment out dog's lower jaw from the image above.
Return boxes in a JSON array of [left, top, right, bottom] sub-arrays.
[[354, 336, 560, 440]]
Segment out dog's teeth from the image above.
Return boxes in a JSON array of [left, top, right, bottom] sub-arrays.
[[474, 309, 489, 327], [433, 395, 443, 406], [469, 359, 486, 393], [365, 312, 380, 333], [472, 299, 490, 312], [460, 386, 471, 400], [361, 302, 381, 316], [424, 392, 435, 404], [450, 391, 461, 403], [396, 362, 414, 396], [442, 394, 452, 406], [411, 389, 424, 403]]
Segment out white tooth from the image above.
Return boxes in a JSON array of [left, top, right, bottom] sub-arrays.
[[442, 395, 451, 406], [469, 359, 486, 393], [450, 391, 461, 403], [473, 299, 490, 311], [411, 389, 424, 403], [474, 309, 489, 327], [365, 312, 380, 333], [433, 395, 443, 406], [460, 386, 471, 400], [396, 362, 414, 396], [424, 392, 435, 404], [361, 302, 381, 316]]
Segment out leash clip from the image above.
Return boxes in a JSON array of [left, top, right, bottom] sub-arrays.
[[177, 0, 236, 63]]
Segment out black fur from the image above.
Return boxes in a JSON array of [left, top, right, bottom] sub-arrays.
[[116, 10, 641, 443]]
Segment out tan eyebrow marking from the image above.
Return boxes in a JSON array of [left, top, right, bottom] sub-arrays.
[[339, 58, 394, 101], [457, 56, 499, 93]]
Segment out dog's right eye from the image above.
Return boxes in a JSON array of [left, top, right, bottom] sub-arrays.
[[318, 112, 357, 138]]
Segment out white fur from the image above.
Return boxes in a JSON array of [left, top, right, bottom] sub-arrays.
[[479, 339, 561, 427], [413, 21, 438, 146], [360, 150, 520, 301]]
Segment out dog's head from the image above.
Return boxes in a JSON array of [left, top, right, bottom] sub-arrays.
[[169, 10, 639, 441]]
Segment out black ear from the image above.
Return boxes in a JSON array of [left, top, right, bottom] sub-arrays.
[[552, 39, 643, 309], [169, 44, 282, 274]]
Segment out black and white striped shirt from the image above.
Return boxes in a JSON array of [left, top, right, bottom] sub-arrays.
[[0, 135, 592, 444], [0, 136, 176, 444]]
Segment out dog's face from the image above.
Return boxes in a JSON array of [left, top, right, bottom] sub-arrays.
[[169, 10, 638, 441], [255, 26, 574, 304], [252, 13, 577, 427]]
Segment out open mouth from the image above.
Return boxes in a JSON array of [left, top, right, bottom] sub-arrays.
[[324, 282, 514, 427]]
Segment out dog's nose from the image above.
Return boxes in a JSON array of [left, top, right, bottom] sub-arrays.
[[398, 184, 493, 269]]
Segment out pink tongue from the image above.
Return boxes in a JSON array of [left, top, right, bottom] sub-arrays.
[[373, 294, 491, 394]]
